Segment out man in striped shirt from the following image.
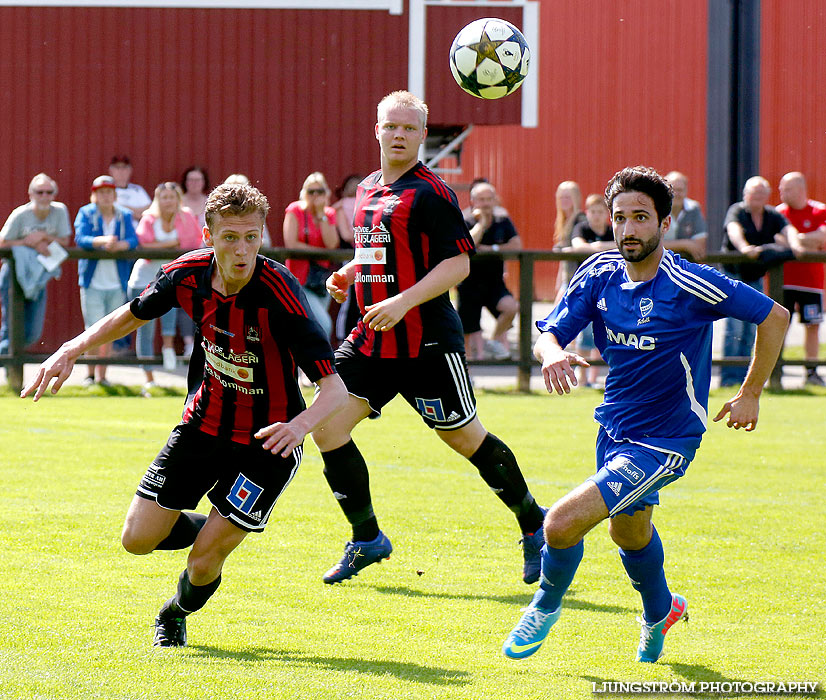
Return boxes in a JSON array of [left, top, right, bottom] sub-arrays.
[[21, 184, 347, 648], [503, 166, 789, 663], [313, 90, 547, 585]]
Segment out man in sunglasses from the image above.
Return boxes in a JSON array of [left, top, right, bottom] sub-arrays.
[[0, 173, 71, 354]]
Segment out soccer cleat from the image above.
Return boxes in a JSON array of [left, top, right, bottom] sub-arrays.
[[323, 531, 393, 584], [153, 613, 187, 648], [635, 593, 688, 663], [520, 513, 547, 584], [502, 601, 561, 659]]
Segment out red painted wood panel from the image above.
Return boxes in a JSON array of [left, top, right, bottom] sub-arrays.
[[760, 1, 826, 200]]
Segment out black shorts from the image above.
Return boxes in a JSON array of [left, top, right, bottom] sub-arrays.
[[456, 278, 512, 334], [782, 288, 823, 324], [136, 423, 302, 533], [335, 341, 477, 430]]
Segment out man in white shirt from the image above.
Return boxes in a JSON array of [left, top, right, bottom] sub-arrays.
[[109, 154, 152, 220]]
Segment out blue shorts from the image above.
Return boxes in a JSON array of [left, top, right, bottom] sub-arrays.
[[590, 428, 689, 517]]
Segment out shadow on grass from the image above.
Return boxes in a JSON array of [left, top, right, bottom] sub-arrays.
[[185, 645, 471, 686], [369, 584, 633, 613]]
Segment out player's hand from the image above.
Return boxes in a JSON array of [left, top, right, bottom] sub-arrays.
[[255, 421, 306, 457], [713, 391, 760, 431], [363, 296, 409, 331], [539, 349, 589, 395], [326, 270, 350, 303], [20, 347, 77, 401]]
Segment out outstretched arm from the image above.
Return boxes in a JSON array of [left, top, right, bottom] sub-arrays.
[[21, 304, 149, 401], [713, 302, 790, 431], [255, 373, 348, 456], [534, 331, 590, 395]]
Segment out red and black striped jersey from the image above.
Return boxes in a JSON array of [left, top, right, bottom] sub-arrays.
[[348, 162, 474, 358], [130, 249, 336, 445]]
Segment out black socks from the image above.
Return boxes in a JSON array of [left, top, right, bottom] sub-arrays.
[[321, 440, 379, 542], [469, 433, 544, 533]]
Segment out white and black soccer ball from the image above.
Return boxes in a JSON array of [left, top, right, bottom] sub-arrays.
[[449, 17, 530, 100]]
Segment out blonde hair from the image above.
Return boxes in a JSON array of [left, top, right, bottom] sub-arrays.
[[299, 172, 330, 203], [146, 182, 184, 219], [377, 90, 428, 129], [204, 183, 270, 231], [553, 181, 582, 246]]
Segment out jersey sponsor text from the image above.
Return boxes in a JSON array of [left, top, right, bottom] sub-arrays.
[[355, 271, 395, 283], [606, 327, 656, 350]]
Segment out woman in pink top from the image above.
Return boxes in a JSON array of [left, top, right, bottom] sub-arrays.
[[282, 171, 339, 340], [128, 182, 202, 393]]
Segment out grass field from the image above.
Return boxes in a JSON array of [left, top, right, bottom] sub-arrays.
[[1, 385, 824, 700]]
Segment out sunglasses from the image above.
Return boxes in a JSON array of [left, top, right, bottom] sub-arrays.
[[306, 188, 326, 195], [34, 190, 55, 195]]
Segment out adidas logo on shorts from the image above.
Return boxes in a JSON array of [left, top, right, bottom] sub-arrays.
[[607, 481, 622, 496]]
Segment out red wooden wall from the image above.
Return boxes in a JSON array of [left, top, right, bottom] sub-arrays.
[[760, 0, 826, 198], [0, 5, 410, 350]]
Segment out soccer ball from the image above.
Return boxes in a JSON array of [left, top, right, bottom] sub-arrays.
[[449, 18, 530, 99]]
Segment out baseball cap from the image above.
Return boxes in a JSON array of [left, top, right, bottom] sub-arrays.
[[91, 175, 117, 191], [110, 154, 131, 166]]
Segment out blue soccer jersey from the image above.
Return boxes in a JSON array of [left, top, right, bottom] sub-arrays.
[[537, 250, 774, 458]]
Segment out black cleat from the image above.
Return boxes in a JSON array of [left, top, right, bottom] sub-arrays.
[[153, 614, 187, 647]]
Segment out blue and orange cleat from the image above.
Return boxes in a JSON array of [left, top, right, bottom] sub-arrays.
[[636, 593, 688, 663]]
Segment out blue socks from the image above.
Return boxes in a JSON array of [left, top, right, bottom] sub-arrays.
[[618, 526, 672, 624], [533, 540, 584, 611]]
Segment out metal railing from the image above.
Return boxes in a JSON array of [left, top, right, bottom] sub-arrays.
[[2, 247, 825, 394]]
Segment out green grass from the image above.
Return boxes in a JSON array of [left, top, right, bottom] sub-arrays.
[[1, 387, 824, 700]]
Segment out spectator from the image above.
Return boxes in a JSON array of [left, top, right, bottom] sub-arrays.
[[0, 173, 72, 354], [552, 180, 586, 302], [109, 155, 152, 220], [463, 177, 511, 220], [570, 194, 614, 252], [181, 166, 210, 228], [553, 180, 585, 251], [720, 176, 796, 386], [570, 194, 615, 386], [332, 173, 363, 343], [128, 182, 202, 394], [663, 171, 707, 260], [457, 180, 521, 360], [74, 175, 139, 386], [282, 172, 339, 340], [223, 174, 271, 246], [777, 171, 826, 386]]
